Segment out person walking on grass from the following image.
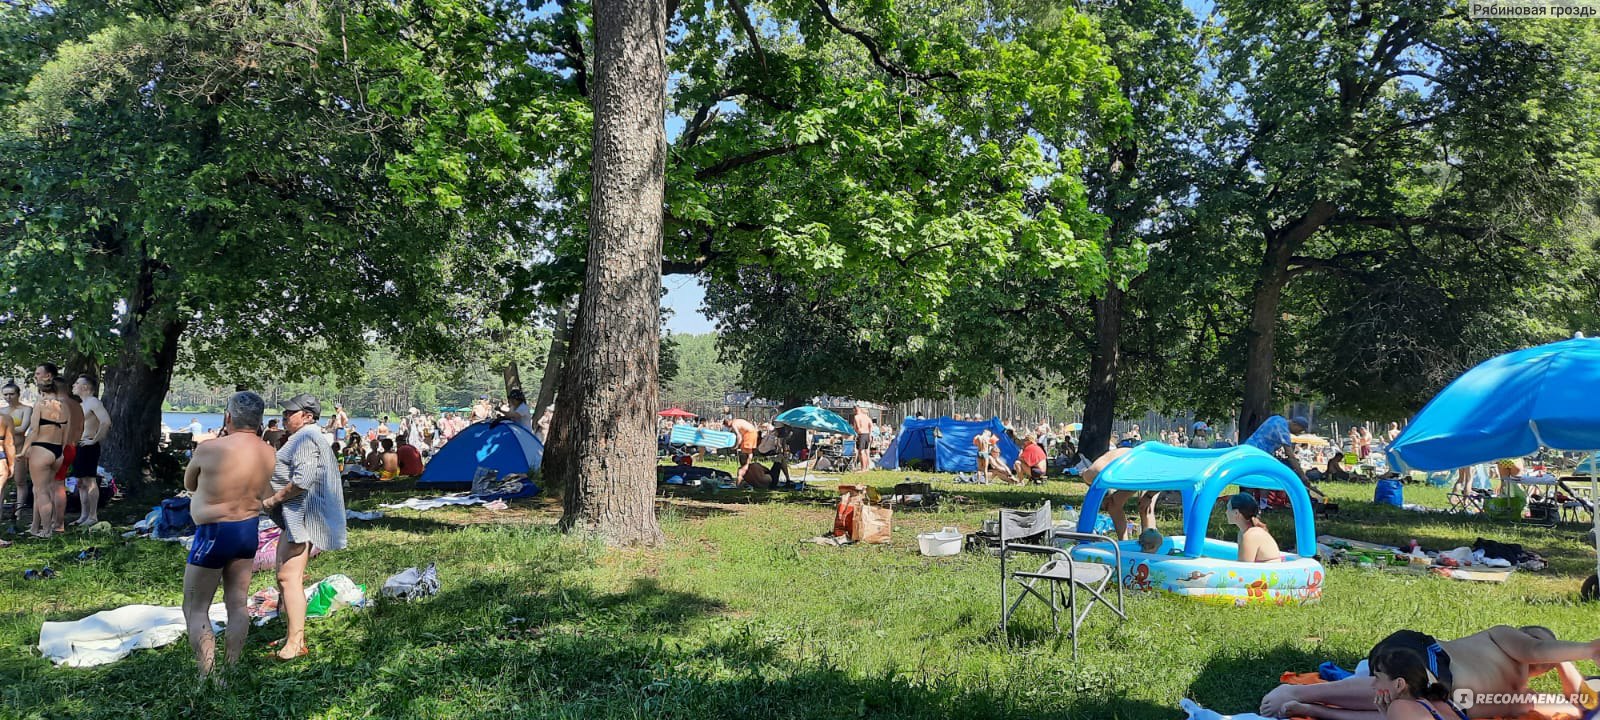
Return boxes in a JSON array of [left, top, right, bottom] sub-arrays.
[[262, 394, 346, 661], [70, 375, 110, 526], [181, 392, 275, 681]]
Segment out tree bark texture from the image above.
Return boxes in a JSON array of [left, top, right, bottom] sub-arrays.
[[557, 0, 667, 546], [1239, 200, 1338, 435], [1078, 285, 1122, 462], [533, 304, 572, 415], [101, 313, 185, 492]]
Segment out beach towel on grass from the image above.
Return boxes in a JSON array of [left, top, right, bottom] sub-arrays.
[[39, 604, 226, 667]]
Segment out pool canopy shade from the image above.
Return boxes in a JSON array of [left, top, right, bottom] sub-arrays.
[[774, 406, 855, 436], [1075, 443, 1318, 558], [1386, 335, 1600, 473]]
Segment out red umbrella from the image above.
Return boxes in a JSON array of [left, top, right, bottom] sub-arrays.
[[658, 408, 696, 419]]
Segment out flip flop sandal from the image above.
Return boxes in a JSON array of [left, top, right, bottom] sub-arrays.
[[268, 646, 309, 661]]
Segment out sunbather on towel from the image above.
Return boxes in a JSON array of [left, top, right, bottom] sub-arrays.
[[1261, 625, 1599, 719]]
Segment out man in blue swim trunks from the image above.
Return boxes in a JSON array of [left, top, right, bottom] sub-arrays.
[[181, 391, 277, 681]]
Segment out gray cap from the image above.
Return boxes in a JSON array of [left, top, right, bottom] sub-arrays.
[[282, 393, 321, 420]]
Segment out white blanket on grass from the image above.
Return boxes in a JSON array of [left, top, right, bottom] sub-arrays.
[[379, 495, 485, 512], [39, 603, 227, 668]]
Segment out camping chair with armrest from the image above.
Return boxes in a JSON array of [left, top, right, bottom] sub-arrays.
[[998, 501, 1126, 657]]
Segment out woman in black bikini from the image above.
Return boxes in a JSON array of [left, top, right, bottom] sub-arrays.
[[19, 364, 69, 539]]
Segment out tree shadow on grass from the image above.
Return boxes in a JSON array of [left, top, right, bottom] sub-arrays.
[[1186, 643, 1352, 716]]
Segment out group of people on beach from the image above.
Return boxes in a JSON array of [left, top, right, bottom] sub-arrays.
[[0, 364, 112, 544]]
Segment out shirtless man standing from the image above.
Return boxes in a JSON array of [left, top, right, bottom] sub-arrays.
[[1261, 625, 1600, 719], [2, 381, 30, 529], [725, 416, 758, 486], [71, 375, 111, 526], [181, 391, 275, 682], [852, 407, 874, 472]]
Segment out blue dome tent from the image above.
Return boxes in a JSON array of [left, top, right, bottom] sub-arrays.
[[876, 416, 1020, 473], [418, 420, 544, 488]]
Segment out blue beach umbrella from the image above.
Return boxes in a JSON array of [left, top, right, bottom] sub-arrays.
[[775, 405, 859, 483], [1386, 334, 1600, 600], [774, 406, 856, 436]]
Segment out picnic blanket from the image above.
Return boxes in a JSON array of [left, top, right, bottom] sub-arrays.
[[669, 425, 737, 450], [39, 604, 227, 667]]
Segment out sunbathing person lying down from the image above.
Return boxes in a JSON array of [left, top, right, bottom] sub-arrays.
[[1260, 625, 1600, 719]]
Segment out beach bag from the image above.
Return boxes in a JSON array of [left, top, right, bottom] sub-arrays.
[[854, 505, 893, 544], [833, 485, 867, 538], [155, 497, 194, 538], [1374, 479, 1404, 507]]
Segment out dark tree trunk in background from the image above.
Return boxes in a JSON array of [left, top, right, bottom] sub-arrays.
[[1079, 285, 1123, 462], [102, 320, 185, 491], [534, 305, 572, 414], [556, 0, 667, 546], [501, 361, 523, 403], [1239, 201, 1336, 436]]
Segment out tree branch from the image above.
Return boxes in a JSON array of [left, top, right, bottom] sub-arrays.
[[809, 0, 959, 84], [693, 140, 821, 180], [728, 0, 768, 71]]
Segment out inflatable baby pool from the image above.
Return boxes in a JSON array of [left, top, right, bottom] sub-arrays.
[[1070, 536, 1324, 606]]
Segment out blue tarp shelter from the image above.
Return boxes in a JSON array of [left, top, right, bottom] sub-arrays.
[[1075, 442, 1318, 558], [876, 417, 1020, 473], [419, 420, 544, 487]]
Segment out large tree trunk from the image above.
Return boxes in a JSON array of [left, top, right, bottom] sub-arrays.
[[533, 304, 572, 414], [102, 319, 185, 492], [1079, 285, 1123, 462], [556, 0, 667, 546], [1239, 201, 1338, 435]]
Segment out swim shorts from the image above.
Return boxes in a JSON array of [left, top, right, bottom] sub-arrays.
[[71, 442, 101, 478], [55, 444, 76, 481], [187, 517, 261, 569]]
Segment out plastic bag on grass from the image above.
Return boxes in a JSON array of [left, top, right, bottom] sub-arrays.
[[306, 574, 367, 618]]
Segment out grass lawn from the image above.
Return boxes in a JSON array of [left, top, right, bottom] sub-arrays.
[[2, 466, 1597, 719]]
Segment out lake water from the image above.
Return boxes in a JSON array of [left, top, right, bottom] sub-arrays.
[[162, 412, 386, 436]]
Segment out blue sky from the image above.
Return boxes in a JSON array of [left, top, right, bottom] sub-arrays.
[[663, 273, 714, 334]]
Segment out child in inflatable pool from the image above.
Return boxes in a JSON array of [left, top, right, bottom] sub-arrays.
[[1226, 493, 1282, 563]]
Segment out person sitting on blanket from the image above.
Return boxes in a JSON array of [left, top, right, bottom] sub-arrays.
[[740, 461, 790, 490], [1261, 626, 1600, 719], [973, 431, 1013, 482], [1226, 492, 1282, 562]]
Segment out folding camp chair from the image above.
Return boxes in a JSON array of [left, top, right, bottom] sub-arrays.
[[1448, 464, 1495, 514], [997, 501, 1125, 656]]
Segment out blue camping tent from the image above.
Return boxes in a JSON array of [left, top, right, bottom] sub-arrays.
[[877, 417, 1020, 472], [419, 420, 544, 487]]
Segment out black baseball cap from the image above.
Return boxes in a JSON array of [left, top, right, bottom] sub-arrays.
[[282, 394, 322, 420]]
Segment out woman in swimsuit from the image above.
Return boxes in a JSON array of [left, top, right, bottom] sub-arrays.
[[1227, 492, 1283, 563], [19, 364, 69, 538], [1369, 642, 1470, 720]]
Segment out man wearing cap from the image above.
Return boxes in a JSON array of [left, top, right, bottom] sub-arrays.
[[263, 394, 347, 661], [1189, 421, 1212, 449]]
